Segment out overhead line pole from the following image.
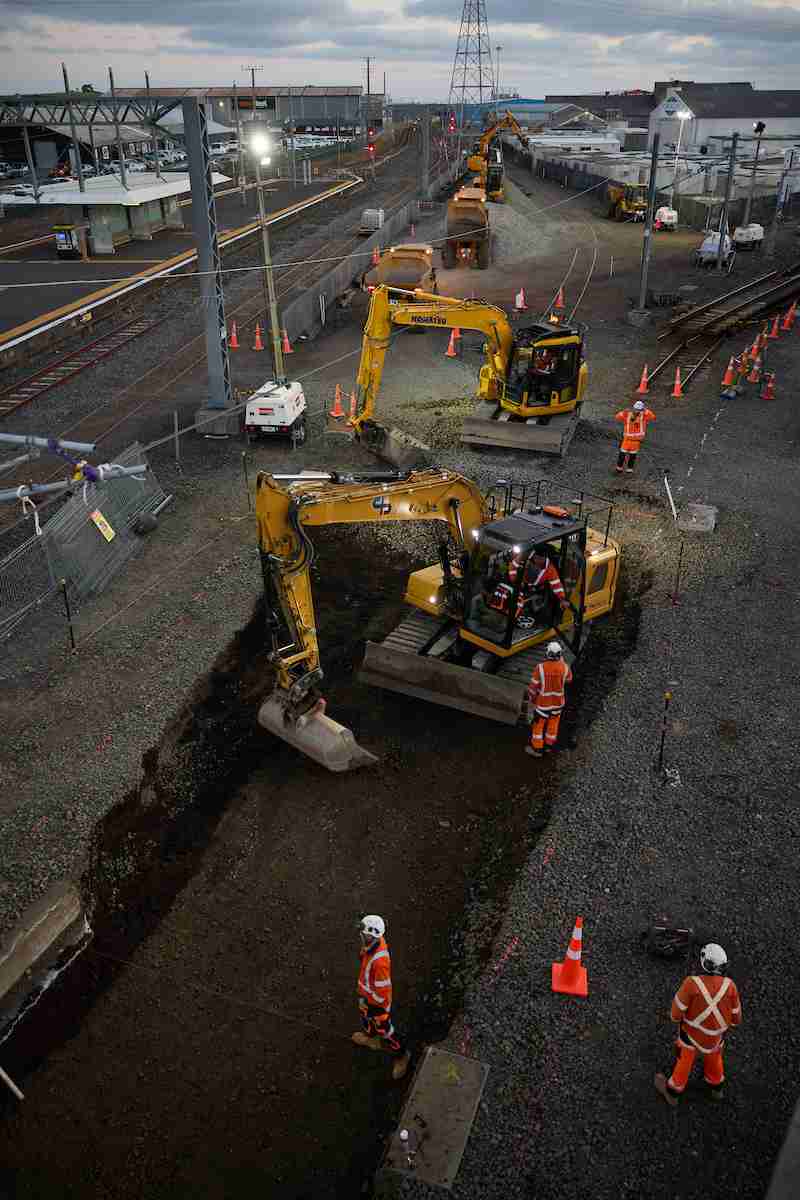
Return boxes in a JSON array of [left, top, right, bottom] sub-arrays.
[[716, 132, 739, 272], [636, 131, 660, 313], [61, 62, 85, 192]]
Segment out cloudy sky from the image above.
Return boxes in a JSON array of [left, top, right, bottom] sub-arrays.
[[2, 0, 799, 99]]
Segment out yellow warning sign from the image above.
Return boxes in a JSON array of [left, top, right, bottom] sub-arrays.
[[90, 509, 116, 542]]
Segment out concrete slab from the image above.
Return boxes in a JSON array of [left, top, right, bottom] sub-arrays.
[[677, 502, 718, 533], [376, 1046, 489, 1191]]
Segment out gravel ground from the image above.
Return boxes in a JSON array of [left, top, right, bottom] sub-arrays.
[[1, 162, 799, 1199]]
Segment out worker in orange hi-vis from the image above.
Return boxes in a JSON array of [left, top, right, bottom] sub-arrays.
[[655, 943, 742, 1106], [352, 915, 411, 1081], [526, 642, 573, 758], [614, 399, 656, 474]]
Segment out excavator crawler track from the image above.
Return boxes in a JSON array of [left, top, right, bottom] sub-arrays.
[[359, 612, 577, 725]]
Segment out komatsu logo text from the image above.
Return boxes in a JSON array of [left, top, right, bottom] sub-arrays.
[[411, 315, 447, 325]]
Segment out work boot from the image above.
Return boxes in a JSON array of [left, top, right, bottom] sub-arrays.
[[392, 1051, 411, 1081], [625, 467, 635, 474], [352, 1032, 383, 1051], [525, 746, 543, 757], [654, 1072, 679, 1107]]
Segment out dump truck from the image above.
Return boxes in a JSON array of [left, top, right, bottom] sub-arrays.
[[255, 468, 621, 771], [443, 186, 490, 269], [362, 243, 438, 295], [349, 285, 587, 463], [607, 182, 647, 222]]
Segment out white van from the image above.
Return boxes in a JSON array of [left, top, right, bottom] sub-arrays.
[[244, 381, 307, 442]]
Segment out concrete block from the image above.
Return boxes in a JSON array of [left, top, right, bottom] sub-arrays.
[[627, 307, 653, 328], [678, 502, 718, 533], [0, 881, 83, 1010], [194, 408, 241, 438], [129, 206, 154, 241]]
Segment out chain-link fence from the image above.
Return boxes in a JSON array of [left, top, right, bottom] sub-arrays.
[[0, 444, 167, 644]]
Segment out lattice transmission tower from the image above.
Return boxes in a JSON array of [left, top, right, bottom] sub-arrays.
[[448, 0, 495, 127]]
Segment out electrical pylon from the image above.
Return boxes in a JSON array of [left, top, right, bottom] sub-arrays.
[[447, 0, 495, 129]]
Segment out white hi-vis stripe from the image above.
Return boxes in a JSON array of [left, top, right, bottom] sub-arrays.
[[686, 976, 731, 1035], [566, 925, 583, 959]]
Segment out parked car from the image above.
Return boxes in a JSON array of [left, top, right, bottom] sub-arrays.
[[7, 183, 36, 197]]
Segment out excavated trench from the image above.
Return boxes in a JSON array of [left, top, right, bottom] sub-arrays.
[[0, 531, 645, 1199]]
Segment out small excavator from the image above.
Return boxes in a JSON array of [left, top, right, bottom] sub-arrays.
[[348, 284, 587, 465], [467, 110, 529, 202], [255, 468, 620, 771]]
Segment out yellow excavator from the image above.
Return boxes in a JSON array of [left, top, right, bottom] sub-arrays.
[[467, 110, 529, 201], [348, 284, 587, 465], [255, 467, 620, 771]]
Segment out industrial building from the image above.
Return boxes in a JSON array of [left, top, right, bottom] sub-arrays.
[[649, 81, 800, 151]]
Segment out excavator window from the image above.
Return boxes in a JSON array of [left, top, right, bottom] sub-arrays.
[[463, 531, 563, 648]]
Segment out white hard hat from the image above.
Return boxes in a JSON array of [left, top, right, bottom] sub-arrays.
[[546, 641, 563, 658], [633, 399, 646, 412], [360, 914, 386, 941], [700, 943, 728, 974]]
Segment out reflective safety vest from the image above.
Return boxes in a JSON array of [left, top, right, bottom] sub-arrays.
[[671, 974, 742, 1053], [530, 561, 566, 600], [615, 407, 655, 452], [358, 936, 393, 1011], [528, 658, 573, 714]]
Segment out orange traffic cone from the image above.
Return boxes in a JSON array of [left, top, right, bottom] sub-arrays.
[[768, 314, 780, 339], [229, 321, 239, 350], [252, 322, 264, 352], [761, 372, 776, 401], [330, 384, 345, 418], [515, 287, 528, 312], [758, 323, 769, 350], [781, 307, 793, 332], [671, 367, 684, 398], [349, 389, 357, 419], [747, 355, 762, 384], [750, 337, 761, 359], [552, 915, 588, 997], [554, 286, 565, 311], [636, 364, 650, 395], [281, 328, 293, 354], [786, 301, 797, 329], [445, 329, 459, 358], [454, 326, 462, 341], [721, 356, 737, 387], [371, 246, 380, 266]]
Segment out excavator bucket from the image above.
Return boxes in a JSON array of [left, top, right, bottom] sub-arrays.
[[257, 696, 379, 773], [359, 421, 433, 471]]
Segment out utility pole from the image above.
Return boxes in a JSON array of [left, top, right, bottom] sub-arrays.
[[495, 45, 502, 103], [365, 56, 371, 137], [419, 106, 431, 199], [764, 148, 796, 258], [635, 131, 660, 313], [232, 82, 247, 206], [716, 132, 739, 272], [743, 121, 765, 226], [253, 150, 284, 382]]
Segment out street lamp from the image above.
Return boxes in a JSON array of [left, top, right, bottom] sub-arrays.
[[495, 45, 502, 103], [669, 110, 692, 208], [249, 133, 285, 384], [743, 120, 766, 226]]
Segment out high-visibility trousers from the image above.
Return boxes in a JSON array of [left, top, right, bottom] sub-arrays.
[[530, 707, 563, 751], [360, 1001, 405, 1055], [668, 1039, 724, 1092]]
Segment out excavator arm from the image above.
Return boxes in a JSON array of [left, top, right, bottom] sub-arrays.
[[350, 285, 514, 444], [255, 467, 489, 771]]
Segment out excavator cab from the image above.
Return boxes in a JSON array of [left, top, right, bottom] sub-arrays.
[[460, 508, 587, 655], [501, 323, 586, 420]]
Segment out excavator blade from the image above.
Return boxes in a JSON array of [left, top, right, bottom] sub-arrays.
[[257, 696, 379, 773], [462, 402, 581, 457]]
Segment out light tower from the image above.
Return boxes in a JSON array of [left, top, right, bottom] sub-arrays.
[[448, 0, 495, 132]]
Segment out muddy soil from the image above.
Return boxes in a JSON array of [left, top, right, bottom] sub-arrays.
[[0, 518, 639, 1199]]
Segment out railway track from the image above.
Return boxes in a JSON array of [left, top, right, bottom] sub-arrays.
[[0, 177, 425, 514], [647, 260, 800, 394]]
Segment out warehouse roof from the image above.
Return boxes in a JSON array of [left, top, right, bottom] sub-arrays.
[[659, 83, 800, 119]]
